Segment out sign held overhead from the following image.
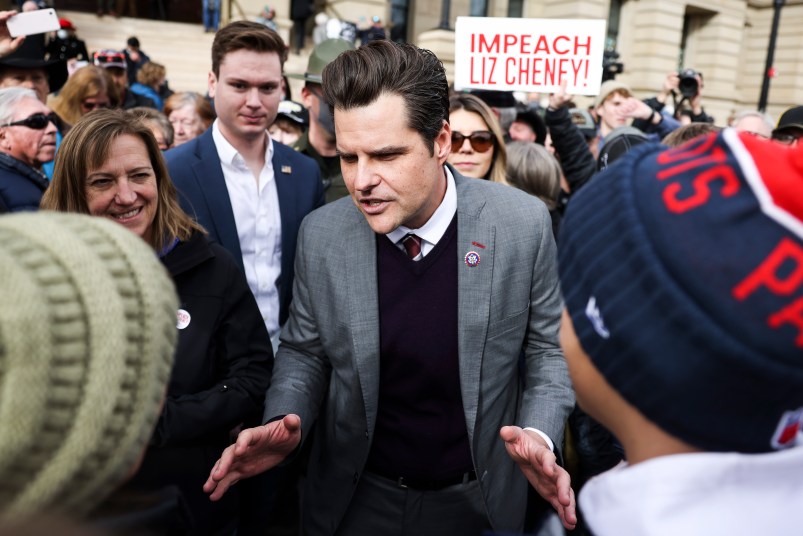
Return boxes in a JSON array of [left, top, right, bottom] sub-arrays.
[[454, 17, 607, 96]]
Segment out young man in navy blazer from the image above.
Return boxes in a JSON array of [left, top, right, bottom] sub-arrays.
[[166, 21, 324, 346]]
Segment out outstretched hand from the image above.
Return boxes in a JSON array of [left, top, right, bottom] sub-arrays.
[[500, 426, 577, 530], [203, 414, 302, 501], [0, 11, 24, 58]]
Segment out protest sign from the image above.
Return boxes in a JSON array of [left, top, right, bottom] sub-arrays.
[[454, 17, 607, 95]]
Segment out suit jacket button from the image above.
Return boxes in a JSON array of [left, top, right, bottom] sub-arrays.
[[353, 472, 359, 484]]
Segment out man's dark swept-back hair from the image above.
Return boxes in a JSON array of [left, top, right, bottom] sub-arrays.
[[321, 40, 449, 155], [211, 21, 287, 77]]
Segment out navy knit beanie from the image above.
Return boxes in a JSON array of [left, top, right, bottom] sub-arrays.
[[558, 129, 803, 453]]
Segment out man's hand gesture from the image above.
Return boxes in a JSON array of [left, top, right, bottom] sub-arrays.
[[548, 81, 572, 110], [203, 414, 302, 501], [500, 426, 577, 531], [619, 96, 655, 122]]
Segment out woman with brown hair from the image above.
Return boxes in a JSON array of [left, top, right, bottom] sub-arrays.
[[130, 61, 167, 111], [163, 91, 215, 147], [49, 65, 119, 128], [40, 108, 272, 535], [448, 93, 508, 184]]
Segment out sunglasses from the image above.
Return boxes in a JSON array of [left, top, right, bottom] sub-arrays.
[[771, 131, 802, 145], [1, 112, 59, 130], [451, 131, 494, 153], [82, 100, 111, 111]]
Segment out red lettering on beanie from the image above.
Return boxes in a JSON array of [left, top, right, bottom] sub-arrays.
[[772, 408, 803, 449], [775, 420, 800, 446], [662, 164, 740, 214], [769, 297, 803, 347], [657, 149, 727, 181], [733, 238, 803, 300]]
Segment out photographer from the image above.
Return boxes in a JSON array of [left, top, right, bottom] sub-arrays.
[[593, 80, 678, 144], [637, 70, 714, 125]]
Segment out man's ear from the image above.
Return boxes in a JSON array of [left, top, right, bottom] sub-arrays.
[[434, 120, 451, 164], [300, 86, 314, 109], [207, 71, 217, 99]]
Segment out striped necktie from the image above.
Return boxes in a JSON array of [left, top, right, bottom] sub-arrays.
[[401, 233, 422, 260]]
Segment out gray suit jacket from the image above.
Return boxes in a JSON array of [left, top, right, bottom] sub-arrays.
[[266, 170, 574, 535]]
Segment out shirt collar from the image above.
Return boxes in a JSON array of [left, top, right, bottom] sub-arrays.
[[212, 119, 274, 166], [386, 166, 456, 246]]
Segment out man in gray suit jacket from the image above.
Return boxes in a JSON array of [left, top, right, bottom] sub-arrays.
[[205, 40, 575, 535]]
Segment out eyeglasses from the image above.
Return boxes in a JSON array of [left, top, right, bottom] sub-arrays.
[[451, 131, 494, 153], [771, 131, 802, 145], [0, 112, 59, 130], [81, 100, 111, 111]]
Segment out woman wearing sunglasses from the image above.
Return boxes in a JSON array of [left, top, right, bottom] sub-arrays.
[[0, 88, 58, 213], [448, 93, 508, 184], [40, 109, 273, 534], [50, 65, 119, 129]]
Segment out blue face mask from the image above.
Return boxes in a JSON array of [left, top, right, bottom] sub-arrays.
[[308, 86, 336, 138], [316, 94, 336, 138]]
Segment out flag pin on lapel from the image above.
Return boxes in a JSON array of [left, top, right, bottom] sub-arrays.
[[281, 165, 292, 174]]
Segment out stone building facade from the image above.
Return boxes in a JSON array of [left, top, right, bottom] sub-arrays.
[[257, 0, 802, 125]]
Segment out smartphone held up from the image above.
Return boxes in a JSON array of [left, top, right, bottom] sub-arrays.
[[6, 8, 59, 38]]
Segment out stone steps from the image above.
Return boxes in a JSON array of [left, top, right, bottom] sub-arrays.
[[59, 10, 309, 97]]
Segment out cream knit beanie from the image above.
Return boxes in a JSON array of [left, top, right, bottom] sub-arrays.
[[0, 213, 178, 519]]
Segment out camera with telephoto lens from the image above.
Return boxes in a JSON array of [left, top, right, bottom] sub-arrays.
[[677, 68, 701, 99], [602, 50, 624, 82]]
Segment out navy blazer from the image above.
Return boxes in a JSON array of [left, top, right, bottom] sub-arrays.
[[165, 128, 325, 327]]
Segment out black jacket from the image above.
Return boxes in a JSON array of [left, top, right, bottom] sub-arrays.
[[290, 0, 312, 20], [544, 106, 596, 194], [130, 232, 273, 535], [45, 35, 90, 62], [0, 153, 49, 213]]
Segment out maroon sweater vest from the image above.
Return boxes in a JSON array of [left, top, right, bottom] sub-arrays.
[[365, 217, 473, 480]]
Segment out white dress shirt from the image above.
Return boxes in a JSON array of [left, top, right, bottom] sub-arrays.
[[386, 166, 457, 259], [213, 120, 282, 337], [385, 166, 555, 451]]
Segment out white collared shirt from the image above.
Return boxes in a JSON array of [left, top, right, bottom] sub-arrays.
[[212, 120, 282, 337], [386, 166, 457, 259]]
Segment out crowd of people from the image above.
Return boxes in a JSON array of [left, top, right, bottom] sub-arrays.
[[0, 6, 801, 536]]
